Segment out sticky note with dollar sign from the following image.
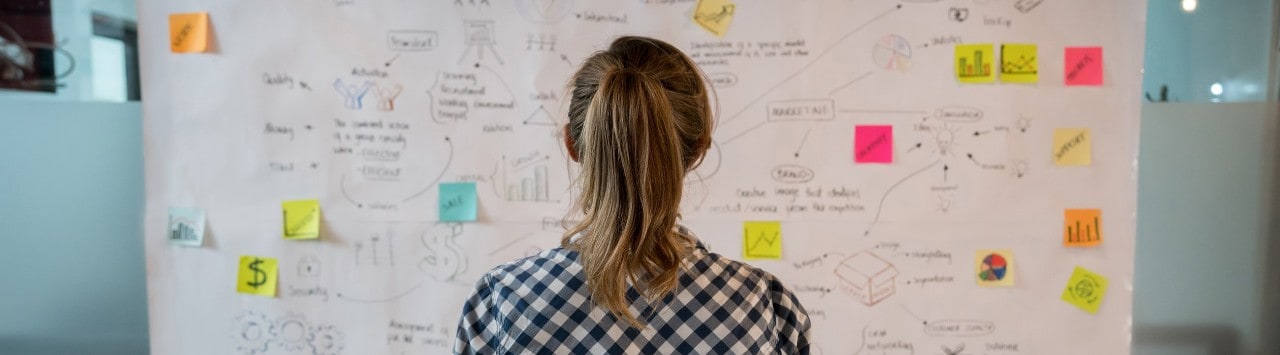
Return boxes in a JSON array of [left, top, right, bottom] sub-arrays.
[[236, 255, 278, 297]]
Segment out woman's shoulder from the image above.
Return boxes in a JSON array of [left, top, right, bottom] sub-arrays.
[[477, 246, 583, 285]]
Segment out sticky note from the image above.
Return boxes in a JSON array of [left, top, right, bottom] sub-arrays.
[[1000, 44, 1038, 83], [1052, 128, 1091, 166], [1065, 47, 1103, 86], [855, 125, 893, 163], [1061, 266, 1109, 314], [975, 249, 1015, 286], [167, 207, 206, 247], [693, 0, 736, 38], [237, 255, 278, 297], [1064, 209, 1103, 247], [169, 12, 209, 53], [439, 182, 478, 222], [743, 221, 782, 260], [282, 199, 321, 239], [955, 44, 996, 83]]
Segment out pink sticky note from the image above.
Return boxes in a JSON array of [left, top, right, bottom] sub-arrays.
[[1064, 47, 1103, 86], [855, 125, 893, 163]]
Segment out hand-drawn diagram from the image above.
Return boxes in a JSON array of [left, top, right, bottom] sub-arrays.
[[871, 35, 912, 71], [333, 79, 372, 110], [298, 255, 322, 278], [372, 82, 402, 111], [522, 105, 557, 126], [355, 231, 395, 266], [420, 222, 468, 282], [492, 152, 559, 203], [525, 33, 556, 51], [835, 251, 898, 306], [234, 311, 344, 355], [515, 0, 574, 24], [458, 20, 503, 66]]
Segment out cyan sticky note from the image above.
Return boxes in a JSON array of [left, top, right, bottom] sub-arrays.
[[439, 182, 478, 222], [168, 207, 206, 247]]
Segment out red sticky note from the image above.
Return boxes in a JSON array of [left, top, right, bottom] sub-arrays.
[[855, 125, 893, 163], [1064, 47, 1103, 86]]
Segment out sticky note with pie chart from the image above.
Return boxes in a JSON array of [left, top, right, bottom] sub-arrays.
[[1061, 266, 1109, 314], [975, 250, 1015, 287]]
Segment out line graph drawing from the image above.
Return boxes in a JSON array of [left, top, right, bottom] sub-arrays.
[[744, 227, 781, 259]]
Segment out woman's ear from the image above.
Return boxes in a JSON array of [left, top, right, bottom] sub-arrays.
[[564, 125, 580, 162]]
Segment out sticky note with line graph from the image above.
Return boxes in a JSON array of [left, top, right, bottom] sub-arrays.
[[743, 221, 782, 260], [1000, 44, 1038, 83], [282, 199, 321, 239], [1063, 209, 1102, 247]]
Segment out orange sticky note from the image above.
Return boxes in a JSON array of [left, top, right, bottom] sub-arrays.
[[169, 12, 209, 53], [1063, 209, 1102, 247]]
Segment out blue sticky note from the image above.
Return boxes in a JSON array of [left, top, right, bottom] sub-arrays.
[[168, 206, 206, 247], [439, 182, 478, 222]]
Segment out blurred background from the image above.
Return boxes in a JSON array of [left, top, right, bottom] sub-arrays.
[[0, 0, 1275, 354]]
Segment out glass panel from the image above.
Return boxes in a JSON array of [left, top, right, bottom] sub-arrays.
[[1143, 0, 1277, 102], [0, 0, 138, 102]]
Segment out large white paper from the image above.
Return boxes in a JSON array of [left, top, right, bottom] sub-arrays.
[[141, 0, 1145, 353]]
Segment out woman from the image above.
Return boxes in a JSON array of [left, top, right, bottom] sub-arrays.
[[454, 36, 811, 354]]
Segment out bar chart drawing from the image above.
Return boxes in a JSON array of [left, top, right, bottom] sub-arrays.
[[498, 154, 558, 203], [955, 44, 996, 83], [1063, 209, 1103, 247]]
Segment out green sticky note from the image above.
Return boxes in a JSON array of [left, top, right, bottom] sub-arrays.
[[282, 199, 320, 239], [439, 182, 478, 222], [1061, 266, 1109, 314], [743, 221, 782, 260]]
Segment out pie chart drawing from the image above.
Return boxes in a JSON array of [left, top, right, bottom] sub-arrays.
[[515, 0, 575, 24], [979, 253, 1008, 281], [872, 35, 912, 71]]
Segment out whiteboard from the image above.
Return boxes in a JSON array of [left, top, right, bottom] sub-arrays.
[[140, 0, 1146, 353]]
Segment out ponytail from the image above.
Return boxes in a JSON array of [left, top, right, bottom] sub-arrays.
[[562, 36, 713, 328]]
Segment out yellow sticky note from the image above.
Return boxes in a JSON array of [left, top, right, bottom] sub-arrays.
[[237, 255, 278, 297], [955, 44, 996, 83], [1000, 44, 1038, 83], [1052, 128, 1091, 166], [1061, 266, 1109, 314], [282, 199, 321, 239], [975, 250, 1015, 287], [169, 12, 209, 53], [1064, 209, 1103, 247], [693, 0, 736, 38], [743, 221, 782, 260]]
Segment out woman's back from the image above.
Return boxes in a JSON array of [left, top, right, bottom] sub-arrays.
[[454, 229, 810, 354], [453, 36, 811, 354]]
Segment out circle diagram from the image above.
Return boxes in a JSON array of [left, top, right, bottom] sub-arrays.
[[979, 253, 1008, 281], [872, 35, 912, 70]]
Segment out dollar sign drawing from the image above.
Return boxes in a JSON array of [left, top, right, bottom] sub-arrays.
[[246, 258, 268, 288]]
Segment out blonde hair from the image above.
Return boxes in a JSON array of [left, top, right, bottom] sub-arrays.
[[562, 36, 713, 327]]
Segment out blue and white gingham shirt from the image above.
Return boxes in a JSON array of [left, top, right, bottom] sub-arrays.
[[453, 229, 812, 354]]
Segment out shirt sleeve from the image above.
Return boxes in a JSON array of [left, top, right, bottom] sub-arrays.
[[454, 273, 501, 355], [769, 278, 812, 355]]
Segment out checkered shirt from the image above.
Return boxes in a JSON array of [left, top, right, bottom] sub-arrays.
[[453, 234, 812, 354]]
